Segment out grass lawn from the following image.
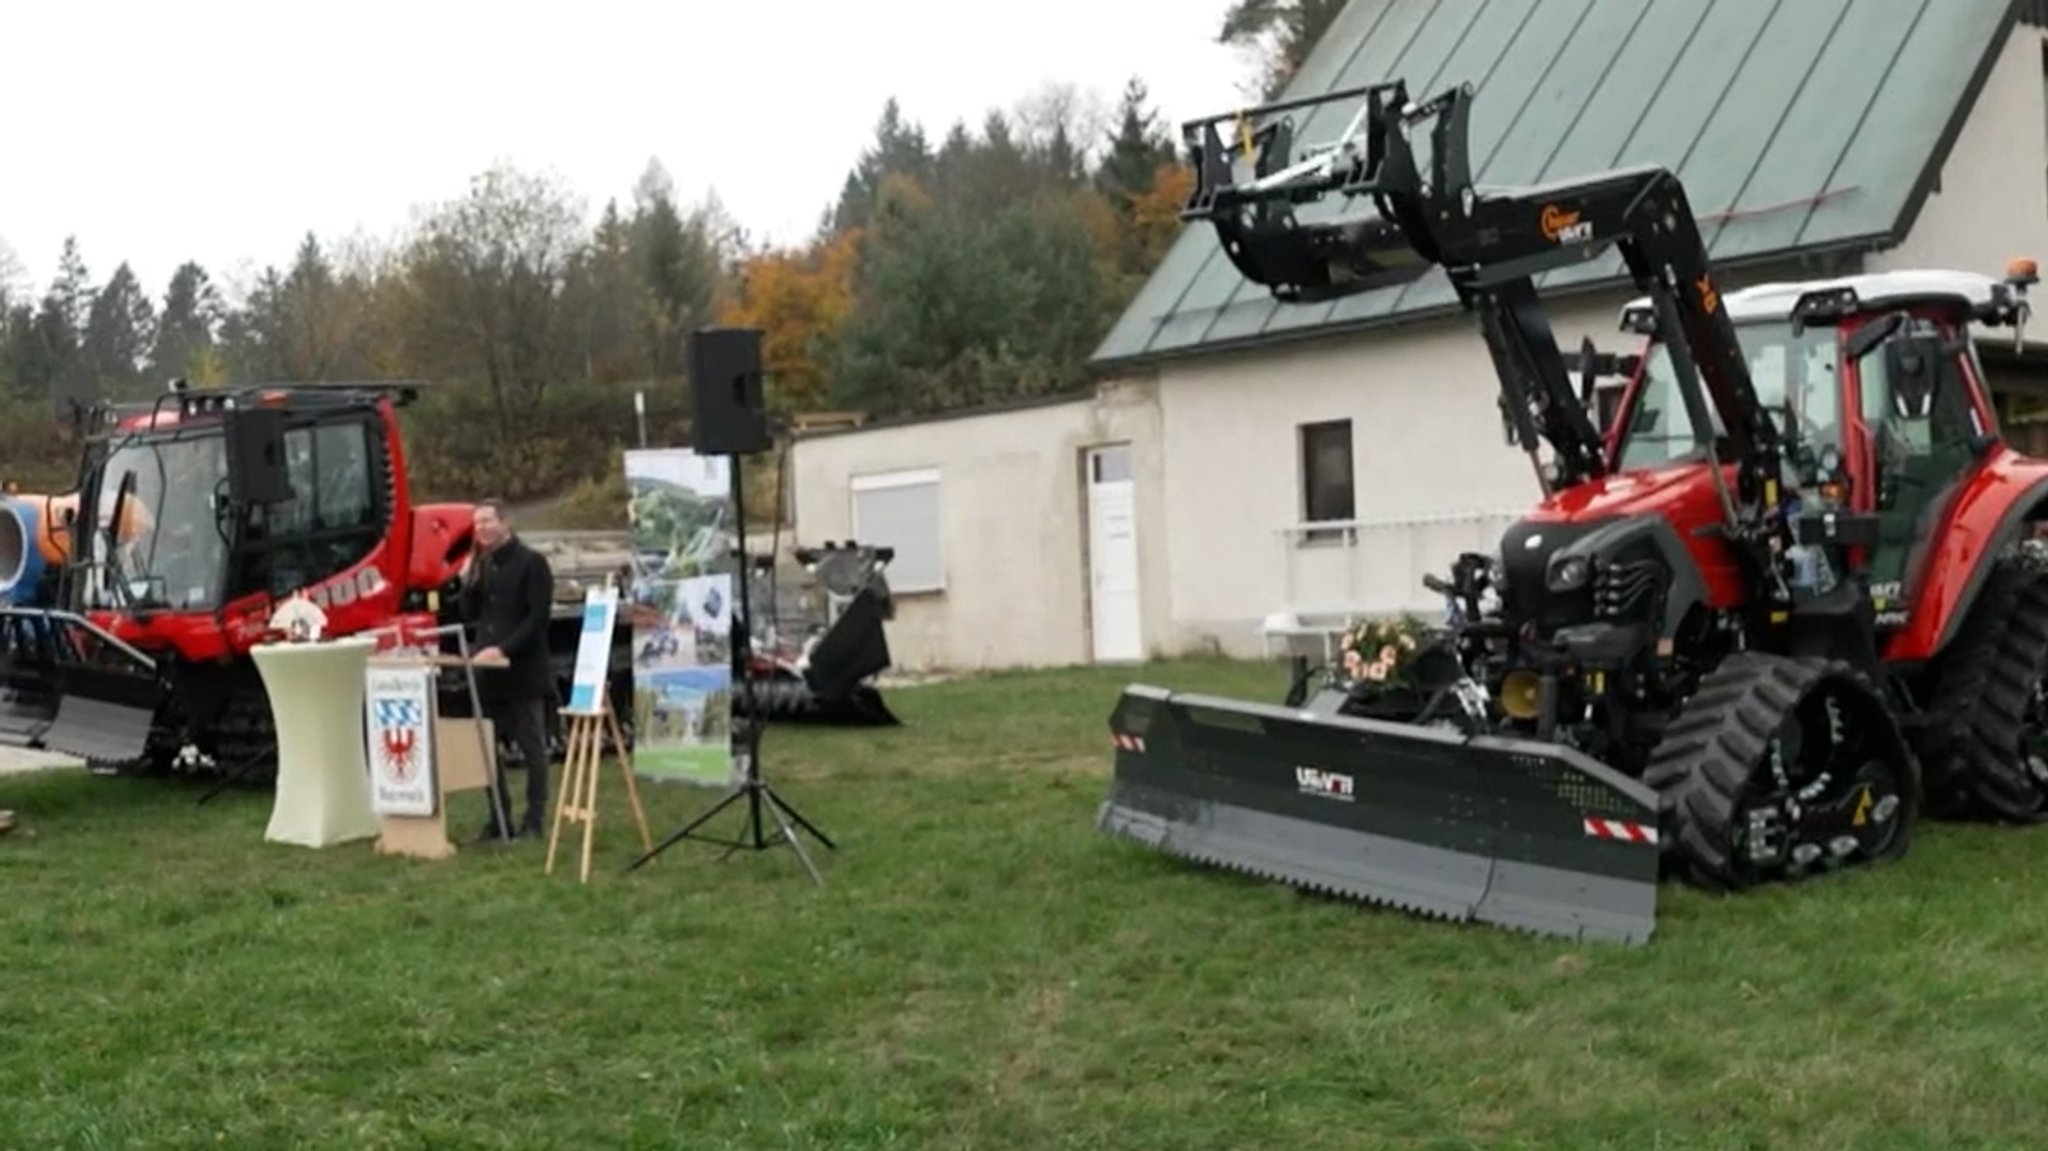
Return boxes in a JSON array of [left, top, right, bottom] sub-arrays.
[[5, 657, 2048, 1150]]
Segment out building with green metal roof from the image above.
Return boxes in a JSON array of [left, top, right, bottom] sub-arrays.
[[788, 0, 2048, 672], [1093, 0, 2030, 373]]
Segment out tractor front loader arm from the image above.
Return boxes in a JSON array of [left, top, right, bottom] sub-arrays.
[[1179, 78, 1798, 627]]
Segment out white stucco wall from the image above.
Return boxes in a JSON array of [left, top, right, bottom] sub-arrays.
[[1868, 26, 2048, 286], [789, 380, 1166, 672], [1869, 23, 2048, 394], [1151, 257, 1836, 659], [1153, 297, 1621, 658]]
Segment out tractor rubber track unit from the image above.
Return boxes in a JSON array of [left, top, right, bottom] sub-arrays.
[[1098, 77, 2048, 944]]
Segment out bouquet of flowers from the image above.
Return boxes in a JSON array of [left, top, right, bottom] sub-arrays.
[[1336, 613, 1432, 688]]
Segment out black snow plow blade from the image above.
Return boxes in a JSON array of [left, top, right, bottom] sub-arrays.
[[0, 609, 61, 745], [1097, 684, 1662, 945], [0, 607, 159, 765]]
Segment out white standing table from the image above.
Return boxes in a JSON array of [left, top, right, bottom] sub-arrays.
[[251, 636, 381, 848]]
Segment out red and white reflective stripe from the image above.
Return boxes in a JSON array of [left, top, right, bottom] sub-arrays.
[[1112, 733, 1147, 753], [1583, 818, 1659, 844]]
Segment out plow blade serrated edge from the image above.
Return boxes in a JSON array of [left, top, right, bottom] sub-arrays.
[[31, 663, 158, 764], [0, 677, 55, 749], [39, 693, 155, 764], [1097, 684, 1662, 946], [734, 677, 901, 727]]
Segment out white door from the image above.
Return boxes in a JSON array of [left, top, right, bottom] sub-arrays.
[[1086, 444, 1143, 662]]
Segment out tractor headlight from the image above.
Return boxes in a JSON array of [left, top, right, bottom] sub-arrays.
[[1547, 554, 1591, 592]]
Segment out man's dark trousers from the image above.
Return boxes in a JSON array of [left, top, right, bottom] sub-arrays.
[[485, 693, 552, 836]]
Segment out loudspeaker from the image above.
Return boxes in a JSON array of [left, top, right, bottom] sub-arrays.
[[688, 327, 772, 456], [224, 406, 293, 506]]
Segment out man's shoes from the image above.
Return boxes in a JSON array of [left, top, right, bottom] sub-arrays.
[[474, 812, 548, 843], [476, 817, 522, 843]]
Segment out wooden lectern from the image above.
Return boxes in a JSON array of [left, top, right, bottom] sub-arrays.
[[362, 631, 514, 861]]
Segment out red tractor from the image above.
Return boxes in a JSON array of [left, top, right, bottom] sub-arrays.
[[0, 379, 631, 777], [1099, 79, 2048, 944]]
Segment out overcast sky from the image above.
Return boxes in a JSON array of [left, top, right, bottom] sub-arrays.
[[1, 0, 1252, 303]]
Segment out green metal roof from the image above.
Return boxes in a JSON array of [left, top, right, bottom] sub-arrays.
[[1092, 0, 2021, 371]]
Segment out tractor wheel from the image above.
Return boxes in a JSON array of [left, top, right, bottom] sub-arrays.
[[1918, 544, 2048, 822], [1645, 652, 1919, 891]]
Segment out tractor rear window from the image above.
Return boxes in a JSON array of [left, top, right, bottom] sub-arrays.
[[268, 423, 375, 536], [248, 419, 382, 596]]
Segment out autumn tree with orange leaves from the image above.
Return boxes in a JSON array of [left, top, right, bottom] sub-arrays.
[[716, 77, 1191, 420], [717, 229, 860, 415]]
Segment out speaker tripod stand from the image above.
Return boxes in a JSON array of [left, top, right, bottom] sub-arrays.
[[624, 712, 833, 883]]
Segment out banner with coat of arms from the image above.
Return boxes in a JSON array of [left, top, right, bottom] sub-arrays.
[[365, 665, 437, 816]]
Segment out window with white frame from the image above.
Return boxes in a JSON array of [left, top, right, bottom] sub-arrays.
[[850, 467, 943, 593]]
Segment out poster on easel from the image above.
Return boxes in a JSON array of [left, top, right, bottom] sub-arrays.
[[566, 585, 620, 714], [623, 446, 735, 787]]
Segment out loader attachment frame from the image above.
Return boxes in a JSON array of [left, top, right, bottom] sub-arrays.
[[1181, 82, 1440, 303]]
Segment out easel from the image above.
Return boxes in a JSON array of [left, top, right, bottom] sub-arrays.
[[361, 622, 515, 858], [544, 581, 652, 882], [546, 701, 652, 883]]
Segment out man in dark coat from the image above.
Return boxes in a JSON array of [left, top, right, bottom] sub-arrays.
[[460, 498, 556, 839]]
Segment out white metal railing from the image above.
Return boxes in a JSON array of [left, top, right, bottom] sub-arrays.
[[1261, 509, 1524, 659]]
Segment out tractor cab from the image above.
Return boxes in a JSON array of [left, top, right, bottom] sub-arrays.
[[0, 377, 468, 770], [1603, 262, 2037, 628], [67, 380, 419, 662]]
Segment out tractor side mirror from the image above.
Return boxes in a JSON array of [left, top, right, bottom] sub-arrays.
[[1780, 396, 1805, 460], [223, 406, 293, 507], [1845, 311, 1910, 362]]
